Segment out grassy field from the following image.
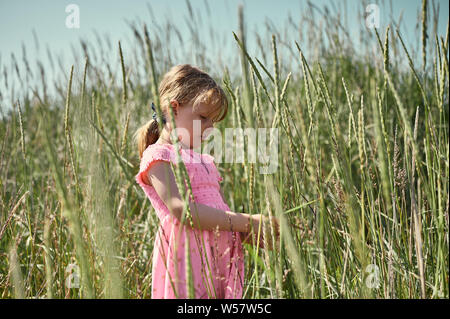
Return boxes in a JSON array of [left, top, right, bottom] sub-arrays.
[[0, 1, 448, 298]]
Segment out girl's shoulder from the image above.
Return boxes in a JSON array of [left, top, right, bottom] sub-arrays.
[[136, 144, 177, 187], [141, 143, 217, 166], [143, 142, 174, 155], [141, 143, 177, 167]]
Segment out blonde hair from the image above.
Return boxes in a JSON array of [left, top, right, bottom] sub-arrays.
[[135, 64, 228, 158]]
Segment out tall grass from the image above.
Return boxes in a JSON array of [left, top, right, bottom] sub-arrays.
[[0, 1, 448, 299]]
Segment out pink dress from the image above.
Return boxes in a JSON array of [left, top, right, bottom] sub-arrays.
[[135, 143, 244, 299]]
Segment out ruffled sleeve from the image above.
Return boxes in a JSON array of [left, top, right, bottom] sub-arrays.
[[135, 144, 177, 188]]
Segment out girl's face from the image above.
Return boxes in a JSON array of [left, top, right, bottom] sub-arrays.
[[170, 100, 214, 149]]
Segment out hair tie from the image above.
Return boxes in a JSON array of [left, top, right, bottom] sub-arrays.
[[151, 102, 166, 124], [151, 102, 157, 121]]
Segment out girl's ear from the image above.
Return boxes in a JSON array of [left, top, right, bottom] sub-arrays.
[[169, 99, 179, 116]]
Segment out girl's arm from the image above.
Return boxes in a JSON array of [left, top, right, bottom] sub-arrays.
[[218, 185, 279, 249], [219, 185, 254, 245], [145, 161, 253, 233]]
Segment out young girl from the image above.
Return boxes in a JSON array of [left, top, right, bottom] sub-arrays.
[[135, 64, 278, 299]]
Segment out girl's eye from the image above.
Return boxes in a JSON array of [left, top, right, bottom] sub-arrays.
[[200, 115, 207, 120]]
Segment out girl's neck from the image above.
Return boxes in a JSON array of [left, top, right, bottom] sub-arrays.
[[157, 127, 191, 150]]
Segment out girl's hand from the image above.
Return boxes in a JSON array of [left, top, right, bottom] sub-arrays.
[[240, 214, 280, 250]]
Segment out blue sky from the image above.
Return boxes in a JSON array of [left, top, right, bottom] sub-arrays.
[[0, 0, 448, 105], [2, 0, 448, 55]]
